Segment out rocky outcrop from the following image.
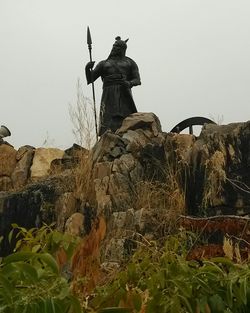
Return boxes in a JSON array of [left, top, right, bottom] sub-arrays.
[[89, 115, 250, 264], [1, 113, 250, 264], [188, 122, 250, 215]]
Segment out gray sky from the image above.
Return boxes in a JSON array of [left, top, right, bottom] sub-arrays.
[[1, 0, 250, 149]]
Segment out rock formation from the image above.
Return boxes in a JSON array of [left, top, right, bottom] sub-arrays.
[[1, 113, 250, 270]]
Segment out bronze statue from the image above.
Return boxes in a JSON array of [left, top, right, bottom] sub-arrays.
[[85, 36, 141, 136]]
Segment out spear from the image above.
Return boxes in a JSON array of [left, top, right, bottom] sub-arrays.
[[87, 26, 98, 141]]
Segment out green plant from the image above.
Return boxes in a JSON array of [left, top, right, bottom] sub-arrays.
[[9, 223, 80, 260], [0, 251, 81, 313], [85, 233, 250, 313], [0, 225, 83, 312]]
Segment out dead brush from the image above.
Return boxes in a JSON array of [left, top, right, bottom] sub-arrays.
[[69, 78, 97, 203], [202, 150, 226, 208], [72, 151, 95, 203], [134, 159, 186, 238], [69, 78, 96, 150]]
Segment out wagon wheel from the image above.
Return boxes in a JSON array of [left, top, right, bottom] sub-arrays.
[[170, 116, 216, 135]]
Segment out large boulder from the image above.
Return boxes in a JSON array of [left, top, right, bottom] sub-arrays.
[[0, 144, 17, 176], [30, 148, 64, 180], [11, 145, 35, 189]]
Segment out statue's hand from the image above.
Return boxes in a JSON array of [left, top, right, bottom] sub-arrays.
[[121, 80, 131, 88], [85, 61, 95, 70]]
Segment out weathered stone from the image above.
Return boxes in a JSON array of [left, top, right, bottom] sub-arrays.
[[112, 211, 127, 229], [65, 212, 84, 236], [50, 157, 79, 174], [117, 112, 162, 136], [0, 177, 12, 191], [130, 161, 143, 183], [64, 143, 88, 158], [93, 162, 112, 180], [0, 144, 17, 177], [123, 129, 151, 155], [167, 133, 195, 163], [101, 262, 120, 273], [11, 145, 35, 188], [103, 238, 125, 262], [94, 177, 112, 215], [108, 173, 134, 211], [30, 148, 64, 180], [92, 132, 126, 163], [55, 192, 77, 231], [16, 145, 35, 161], [112, 154, 135, 175], [109, 146, 124, 158]]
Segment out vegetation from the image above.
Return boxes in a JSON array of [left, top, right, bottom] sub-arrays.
[[85, 233, 250, 313], [0, 224, 81, 313], [2, 226, 250, 312]]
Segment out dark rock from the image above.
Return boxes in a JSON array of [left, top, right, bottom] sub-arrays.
[[0, 173, 75, 256]]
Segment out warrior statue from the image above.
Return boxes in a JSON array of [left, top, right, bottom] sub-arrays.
[[85, 36, 141, 136]]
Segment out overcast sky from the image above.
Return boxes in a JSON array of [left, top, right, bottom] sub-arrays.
[[1, 0, 250, 149]]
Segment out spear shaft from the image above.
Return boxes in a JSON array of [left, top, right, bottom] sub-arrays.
[[87, 26, 98, 141]]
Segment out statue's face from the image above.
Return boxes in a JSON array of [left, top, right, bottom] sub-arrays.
[[110, 42, 125, 57]]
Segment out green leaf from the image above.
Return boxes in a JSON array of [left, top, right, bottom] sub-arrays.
[[240, 277, 247, 305], [226, 280, 233, 308], [208, 294, 225, 312], [15, 304, 25, 313], [98, 308, 131, 313], [31, 244, 41, 253], [209, 257, 234, 267], [52, 299, 65, 313], [8, 229, 14, 244], [3, 251, 35, 264], [16, 262, 38, 282], [0, 274, 13, 293], [177, 294, 193, 313], [11, 223, 19, 229], [67, 295, 82, 313], [38, 253, 59, 275], [171, 279, 192, 298], [1, 263, 17, 277], [52, 231, 63, 244], [132, 292, 142, 311], [0, 274, 13, 304]]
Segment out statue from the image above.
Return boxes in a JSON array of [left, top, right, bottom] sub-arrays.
[[85, 36, 141, 136]]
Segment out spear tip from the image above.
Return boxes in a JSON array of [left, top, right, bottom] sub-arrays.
[[87, 26, 92, 45]]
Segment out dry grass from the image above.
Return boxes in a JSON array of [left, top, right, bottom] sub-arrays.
[[69, 78, 96, 150], [202, 150, 226, 208], [134, 160, 186, 237], [72, 151, 95, 203], [68, 79, 97, 203]]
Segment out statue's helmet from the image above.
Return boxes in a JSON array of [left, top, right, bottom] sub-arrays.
[[114, 36, 128, 49], [109, 36, 129, 57]]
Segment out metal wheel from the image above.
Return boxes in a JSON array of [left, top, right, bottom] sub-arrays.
[[170, 116, 216, 135]]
